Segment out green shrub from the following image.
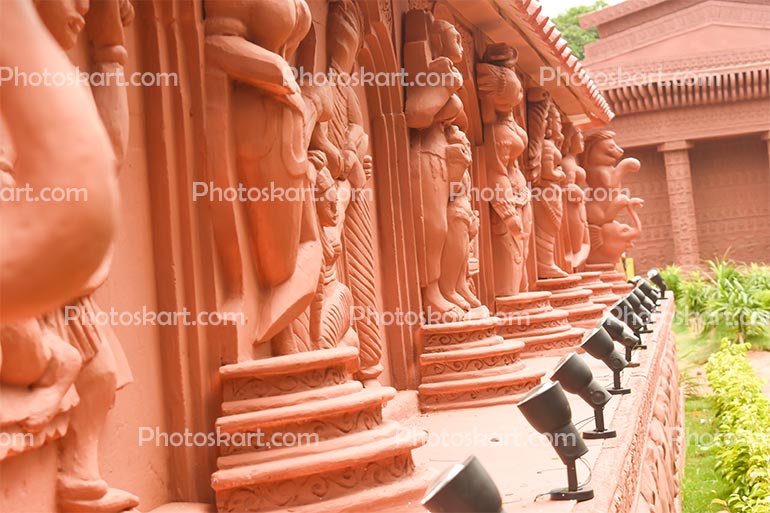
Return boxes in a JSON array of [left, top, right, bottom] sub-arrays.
[[705, 341, 770, 513], [661, 265, 684, 299]]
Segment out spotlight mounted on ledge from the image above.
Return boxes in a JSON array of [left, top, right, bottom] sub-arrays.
[[647, 268, 668, 297], [632, 286, 657, 314], [630, 276, 661, 305], [611, 299, 648, 337], [625, 292, 653, 326], [580, 326, 631, 395], [517, 382, 595, 502], [602, 315, 643, 368], [550, 352, 616, 440], [422, 455, 506, 513]]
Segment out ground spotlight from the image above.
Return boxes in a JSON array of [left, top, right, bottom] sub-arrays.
[[611, 299, 648, 336], [550, 352, 616, 439], [422, 455, 505, 513], [517, 382, 595, 502], [623, 294, 653, 332], [625, 291, 652, 326], [630, 276, 661, 305], [580, 326, 631, 395], [647, 268, 668, 296], [632, 287, 657, 314], [602, 316, 643, 368]]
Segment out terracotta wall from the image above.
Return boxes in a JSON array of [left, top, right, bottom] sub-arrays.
[[621, 135, 770, 270], [690, 136, 770, 264]]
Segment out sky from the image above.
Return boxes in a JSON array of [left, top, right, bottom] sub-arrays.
[[540, 0, 622, 17]]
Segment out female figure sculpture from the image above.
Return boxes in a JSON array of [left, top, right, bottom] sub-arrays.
[[205, 0, 326, 354], [528, 94, 568, 279], [476, 43, 532, 297], [560, 122, 591, 272], [404, 11, 468, 321]]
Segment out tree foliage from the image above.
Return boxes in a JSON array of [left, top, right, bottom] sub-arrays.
[[552, 1, 607, 60]]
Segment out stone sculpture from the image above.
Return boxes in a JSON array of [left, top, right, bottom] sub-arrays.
[[581, 130, 644, 265], [441, 131, 481, 311], [560, 121, 591, 272], [0, 0, 137, 511], [306, 150, 360, 353], [308, 0, 384, 380], [0, 0, 118, 322], [528, 90, 568, 279], [404, 10, 471, 322], [204, 0, 325, 356], [476, 43, 531, 297], [205, 4, 426, 511], [35, 0, 139, 510]]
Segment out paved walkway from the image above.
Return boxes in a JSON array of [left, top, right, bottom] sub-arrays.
[[747, 351, 770, 398]]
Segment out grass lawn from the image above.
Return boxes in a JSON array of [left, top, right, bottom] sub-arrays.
[[676, 317, 769, 512], [681, 397, 731, 513]]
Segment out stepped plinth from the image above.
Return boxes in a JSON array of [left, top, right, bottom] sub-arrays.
[[575, 270, 621, 306], [585, 263, 635, 295], [211, 347, 428, 512], [416, 316, 544, 412], [495, 292, 586, 357], [535, 275, 605, 329]]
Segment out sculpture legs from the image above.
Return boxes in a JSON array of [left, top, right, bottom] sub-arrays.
[[439, 208, 480, 310], [58, 338, 139, 512], [0, 320, 81, 431], [533, 193, 568, 279], [491, 218, 525, 297]]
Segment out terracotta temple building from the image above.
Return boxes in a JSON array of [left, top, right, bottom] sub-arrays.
[[581, 0, 770, 269], [1, 1, 684, 513]]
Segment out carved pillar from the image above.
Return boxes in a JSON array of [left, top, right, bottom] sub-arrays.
[[658, 141, 700, 267], [762, 132, 770, 211]]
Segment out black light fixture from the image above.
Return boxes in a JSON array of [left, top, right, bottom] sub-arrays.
[[647, 268, 668, 296], [632, 287, 657, 314], [580, 326, 631, 395], [625, 291, 652, 325], [422, 455, 505, 513], [611, 299, 648, 336], [602, 315, 643, 368], [623, 294, 653, 332], [630, 276, 661, 305], [550, 352, 616, 440], [517, 382, 594, 502]]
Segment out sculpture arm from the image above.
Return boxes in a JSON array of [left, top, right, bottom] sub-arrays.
[[85, 0, 132, 167], [0, 0, 118, 321], [205, 34, 303, 113]]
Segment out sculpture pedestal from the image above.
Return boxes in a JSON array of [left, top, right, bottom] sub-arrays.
[[495, 292, 586, 357], [417, 317, 544, 412], [585, 263, 635, 295], [211, 347, 427, 512], [535, 275, 605, 329], [575, 271, 620, 306]]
